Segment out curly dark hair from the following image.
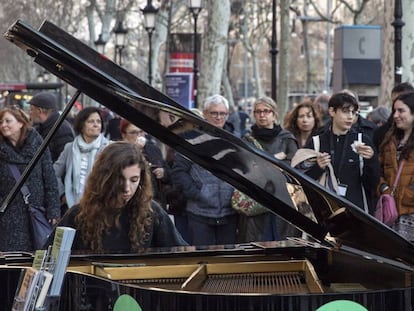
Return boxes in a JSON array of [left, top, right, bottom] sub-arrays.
[[75, 141, 153, 251]]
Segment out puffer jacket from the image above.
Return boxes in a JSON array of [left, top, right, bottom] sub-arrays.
[[172, 153, 235, 219], [379, 137, 414, 216]]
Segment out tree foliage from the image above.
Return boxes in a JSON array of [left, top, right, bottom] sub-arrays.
[[0, 0, 400, 114]]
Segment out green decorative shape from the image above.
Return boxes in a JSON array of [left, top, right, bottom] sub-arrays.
[[316, 300, 368, 311], [113, 294, 142, 311]]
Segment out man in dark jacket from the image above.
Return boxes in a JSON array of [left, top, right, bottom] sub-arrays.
[[302, 92, 380, 214], [29, 92, 75, 162]]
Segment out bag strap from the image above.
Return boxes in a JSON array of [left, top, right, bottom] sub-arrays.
[[391, 160, 405, 195], [357, 133, 369, 213], [244, 134, 264, 150], [290, 148, 339, 195], [357, 133, 363, 176], [7, 164, 31, 204]]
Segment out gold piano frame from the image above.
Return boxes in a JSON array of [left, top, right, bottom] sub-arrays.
[[90, 260, 324, 295]]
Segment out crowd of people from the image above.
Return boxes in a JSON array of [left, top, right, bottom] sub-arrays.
[[1, 82, 414, 252]]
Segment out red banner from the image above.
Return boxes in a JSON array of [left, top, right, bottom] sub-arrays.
[[169, 53, 194, 73]]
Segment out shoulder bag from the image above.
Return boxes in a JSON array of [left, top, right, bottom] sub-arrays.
[[291, 147, 339, 195], [8, 164, 52, 249], [231, 134, 268, 216], [375, 160, 404, 226]]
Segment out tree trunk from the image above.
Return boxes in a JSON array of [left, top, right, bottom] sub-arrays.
[[152, 0, 171, 90], [198, 0, 230, 108], [379, 1, 395, 106], [278, 0, 291, 118], [251, 50, 264, 98], [222, 65, 234, 107], [402, 0, 414, 84]]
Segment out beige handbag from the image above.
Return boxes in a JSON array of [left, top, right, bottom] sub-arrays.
[[291, 148, 339, 195]]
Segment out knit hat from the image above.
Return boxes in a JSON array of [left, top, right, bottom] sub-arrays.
[[29, 92, 58, 110]]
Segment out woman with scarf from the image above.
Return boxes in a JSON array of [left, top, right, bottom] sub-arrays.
[[54, 107, 110, 210], [237, 96, 299, 243]]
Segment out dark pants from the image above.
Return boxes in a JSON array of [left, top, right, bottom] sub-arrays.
[[187, 212, 238, 246], [174, 214, 192, 245]]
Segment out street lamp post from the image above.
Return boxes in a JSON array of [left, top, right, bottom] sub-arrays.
[[94, 33, 107, 54], [141, 0, 159, 86], [113, 20, 128, 66], [187, 0, 203, 107], [270, 0, 278, 102], [392, 0, 404, 84], [36, 70, 50, 83]]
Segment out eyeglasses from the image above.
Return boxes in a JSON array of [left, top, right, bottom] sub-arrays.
[[339, 108, 359, 116], [254, 109, 273, 115], [126, 130, 144, 135], [208, 111, 228, 118], [6, 105, 30, 123], [86, 119, 102, 125], [0, 118, 16, 125]]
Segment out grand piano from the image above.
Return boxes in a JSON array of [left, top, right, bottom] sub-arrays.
[[1, 20, 414, 311]]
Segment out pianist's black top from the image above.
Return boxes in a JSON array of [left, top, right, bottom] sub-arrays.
[[58, 201, 188, 252]]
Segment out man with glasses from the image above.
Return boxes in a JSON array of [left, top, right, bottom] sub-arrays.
[[299, 92, 380, 214], [202, 94, 230, 128], [171, 94, 238, 246]]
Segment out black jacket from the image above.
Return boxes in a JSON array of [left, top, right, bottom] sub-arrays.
[[35, 111, 75, 162], [304, 127, 380, 213], [58, 201, 187, 252]]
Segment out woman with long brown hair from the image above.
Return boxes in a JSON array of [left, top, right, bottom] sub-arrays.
[[0, 106, 60, 251], [59, 141, 187, 252], [284, 100, 321, 148], [378, 91, 414, 241]]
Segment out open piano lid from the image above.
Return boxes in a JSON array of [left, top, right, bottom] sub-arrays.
[[4, 20, 414, 266]]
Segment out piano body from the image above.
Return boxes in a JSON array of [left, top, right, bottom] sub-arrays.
[[1, 20, 414, 311]]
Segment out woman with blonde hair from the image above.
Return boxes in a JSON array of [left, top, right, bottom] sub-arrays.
[[237, 96, 299, 243]]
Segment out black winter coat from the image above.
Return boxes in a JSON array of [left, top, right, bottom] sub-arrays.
[[0, 128, 61, 251], [304, 127, 380, 213], [35, 111, 74, 162]]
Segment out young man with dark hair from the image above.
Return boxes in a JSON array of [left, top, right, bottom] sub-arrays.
[[300, 92, 380, 214]]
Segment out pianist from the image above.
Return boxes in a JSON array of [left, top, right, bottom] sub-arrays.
[[57, 141, 188, 252]]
